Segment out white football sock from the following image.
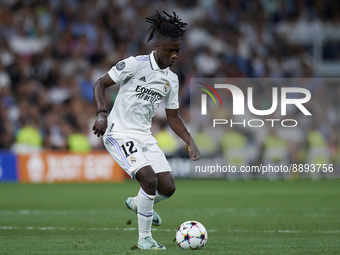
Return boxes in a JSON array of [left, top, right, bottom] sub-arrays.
[[137, 188, 155, 243], [154, 190, 171, 204], [132, 190, 170, 208]]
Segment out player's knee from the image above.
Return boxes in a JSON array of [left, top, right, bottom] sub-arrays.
[[142, 176, 158, 195], [136, 166, 158, 194], [147, 177, 158, 191], [162, 184, 176, 197]]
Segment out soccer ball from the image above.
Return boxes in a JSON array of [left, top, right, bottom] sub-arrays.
[[175, 220, 208, 249]]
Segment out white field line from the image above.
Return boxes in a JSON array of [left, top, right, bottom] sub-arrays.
[[0, 210, 116, 215], [226, 229, 340, 234], [0, 209, 328, 217], [0, 226, 339, 234], [0, 226, 217, 232]]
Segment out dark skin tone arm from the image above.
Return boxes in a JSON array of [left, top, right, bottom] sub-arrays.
[[92, 73, 116, 137], [156, 40, 200, 161], [166, 108, 200, 161]]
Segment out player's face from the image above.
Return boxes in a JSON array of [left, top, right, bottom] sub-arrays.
[[156, 40, 181, 69]]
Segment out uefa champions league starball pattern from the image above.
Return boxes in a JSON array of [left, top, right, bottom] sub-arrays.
[[176, 221, 208, 249]]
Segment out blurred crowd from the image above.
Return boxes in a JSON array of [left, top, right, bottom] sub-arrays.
[[0, 0, 340, 166]]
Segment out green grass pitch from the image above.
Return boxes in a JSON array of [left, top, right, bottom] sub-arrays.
[[0, 179, 339, 254]]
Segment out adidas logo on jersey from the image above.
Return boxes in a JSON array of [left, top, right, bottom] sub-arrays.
[[139, 76, 146, 82]]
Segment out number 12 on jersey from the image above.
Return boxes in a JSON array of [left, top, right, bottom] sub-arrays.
[[121, 141, 137, 158]]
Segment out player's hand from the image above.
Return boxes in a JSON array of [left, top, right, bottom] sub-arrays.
[[92, 113, 107, 137], [188, 144, 200, 161]]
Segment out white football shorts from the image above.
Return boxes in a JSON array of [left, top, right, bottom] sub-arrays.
[[103, 133, 172, 179]]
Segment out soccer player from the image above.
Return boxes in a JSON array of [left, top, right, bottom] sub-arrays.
[[92, 11, 200, 250]]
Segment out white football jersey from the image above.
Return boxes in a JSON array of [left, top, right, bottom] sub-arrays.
[[106, 51, 179, 135]]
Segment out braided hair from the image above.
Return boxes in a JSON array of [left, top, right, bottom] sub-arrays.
[[146, 10, 187, 43]]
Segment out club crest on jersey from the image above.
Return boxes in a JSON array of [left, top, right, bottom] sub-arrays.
[[116, 61, 125, 71], [130, 156, 136, 164], [163, 83, 170, 93]]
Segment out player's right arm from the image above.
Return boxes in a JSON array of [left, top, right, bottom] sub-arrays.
[[92, 74, 116, 137], [92, 57, 137, 137]]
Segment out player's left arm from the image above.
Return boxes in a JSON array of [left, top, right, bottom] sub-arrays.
[[166, 108, 200, 161]]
